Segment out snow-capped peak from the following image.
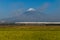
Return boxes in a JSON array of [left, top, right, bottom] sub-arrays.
[[27, 8, 36, 11]]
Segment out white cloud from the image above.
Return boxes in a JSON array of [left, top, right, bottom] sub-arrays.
[[38, 2, 50, 12]]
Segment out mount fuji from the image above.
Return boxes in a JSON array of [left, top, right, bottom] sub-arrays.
[[0, 8, 60, 23]]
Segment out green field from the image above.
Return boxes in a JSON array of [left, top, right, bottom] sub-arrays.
[[0, 25, 60, 40]]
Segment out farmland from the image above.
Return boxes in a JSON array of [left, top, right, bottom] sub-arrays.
[[0, 25, 60, 40]]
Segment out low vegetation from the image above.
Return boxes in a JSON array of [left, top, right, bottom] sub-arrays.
[[0, 25, 60, 40]]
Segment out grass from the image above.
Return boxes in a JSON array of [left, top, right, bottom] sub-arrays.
[[0, 25, 60, 40]]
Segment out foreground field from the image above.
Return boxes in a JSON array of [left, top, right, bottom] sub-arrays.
[[0, 25, 60, 40]]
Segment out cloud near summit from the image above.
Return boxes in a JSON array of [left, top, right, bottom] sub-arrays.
[[38, 2, 50, 12]]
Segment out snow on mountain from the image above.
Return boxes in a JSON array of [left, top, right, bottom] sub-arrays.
[[27, 8, 36, 11]]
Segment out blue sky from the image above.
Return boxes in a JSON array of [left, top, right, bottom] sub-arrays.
[[0, 0, 60, 19]]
